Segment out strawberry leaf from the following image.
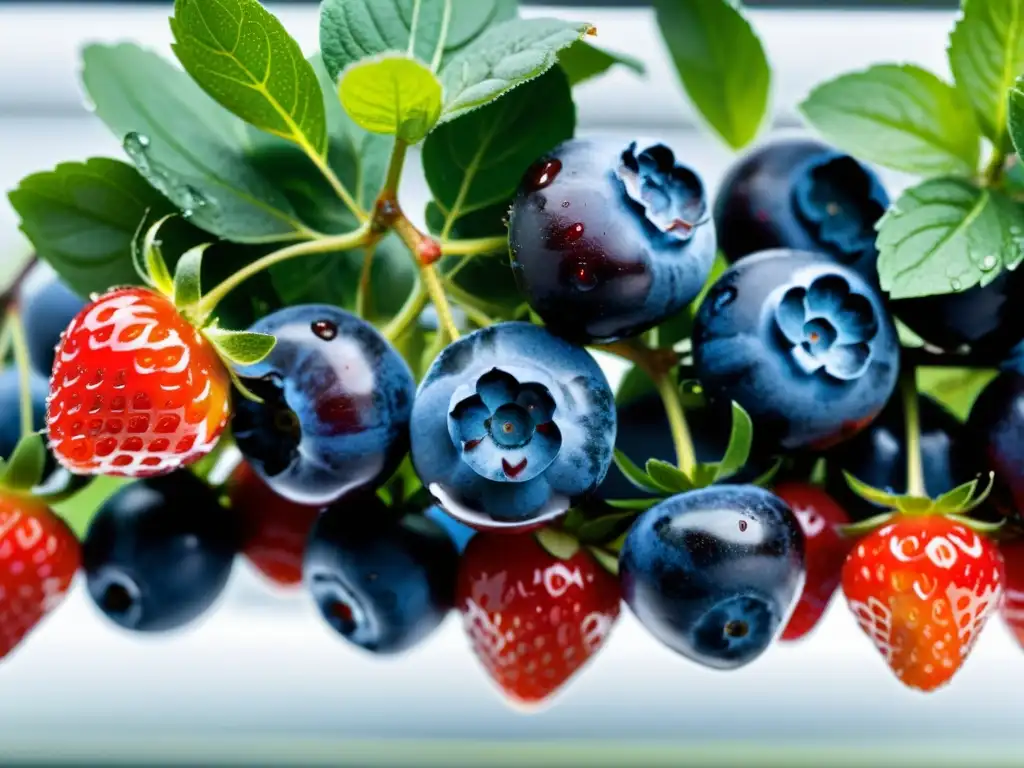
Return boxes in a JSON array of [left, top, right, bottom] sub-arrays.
[[0, 434, 47, 493], [605, 498, 660, 511], [838, 511, 896, 539], [172, 243, 210, 318], [561, 506, 587, 537], [842, 470, 908, 509], [944, 513, 1005, 535], [645, 459, 694, 494], [577, 512, 639, 546], [586, 545, 619, 577], [935, 478, 979, 513], [205, 327, 277, 367], [958, 471, 996, 515], [535, 527, 580, 561], [612, 449, 664, 494]]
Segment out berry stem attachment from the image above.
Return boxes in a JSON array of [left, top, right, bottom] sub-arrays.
[[196, 225, 373, 321], [440, 236, 508, 258], [6, 305, 34, 439], [391, 211, 460, 341], [901, 365, 926, 498]]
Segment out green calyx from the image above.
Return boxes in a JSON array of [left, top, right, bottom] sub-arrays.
[[533, 507, 632, 578], [0, 433, 48, 496]]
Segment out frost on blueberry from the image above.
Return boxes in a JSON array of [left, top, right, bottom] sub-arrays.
[[616, 141, 707, 239], [791, 154, 888, 265], [774, 274, 879, 381], [411, 322, 616, 528]]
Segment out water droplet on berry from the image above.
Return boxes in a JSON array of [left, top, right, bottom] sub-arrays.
[[563, 222, 585, 243], [311, 320, 337, 341], [981, 254, 998, 271], [712, 286, 738, 312], [569, 265, 598, 292], [525, 159, 562, 191]]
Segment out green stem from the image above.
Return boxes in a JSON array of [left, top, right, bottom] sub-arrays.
[[7, 307, 34, 439], [356, 244, 375, 319], [0, 319, 13, 367], [441, 236, 508, 257], [984, 149, 1009, 187], [383, 280, 428, 342], [196, 225, 372, 320], [382, 140, 408, 199], [310, 153, 367, 223], [422, 265, 460, 341], [901, 366, 926, 498]]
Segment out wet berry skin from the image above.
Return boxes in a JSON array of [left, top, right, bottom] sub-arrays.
[[82, 472, 239, 632], [599, 394, 771, 500], [619, 485, 805, 669], [964, 372, 1024, 520], [508, 138, 716, 344], [827, 393, 972, 521], [410, 322, 616, 530], [304, 495, 458, 655], [17, 261, 86, 377], [232, 305, 416, 507], [714, 137, 888, 283], [693, 249, 900, 453]]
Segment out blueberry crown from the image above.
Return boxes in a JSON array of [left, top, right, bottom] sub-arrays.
[[616, 141, 708, 241]]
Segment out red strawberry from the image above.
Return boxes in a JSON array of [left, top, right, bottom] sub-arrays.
[[775, 483, 851, 641], [842, 516, 1004, 692], [228, 462, 320, 588], [457, 531, 620, 708], [998, 538, 1024, 649], [0, 494, 80, 659], [47, 287, 231, 478]]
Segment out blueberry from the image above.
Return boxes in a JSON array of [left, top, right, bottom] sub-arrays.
[[693, 249, 900, 452], [826, 392, 972, 521], [714, 138, 889, 283], [82, 472, 238, 632], [410, 322, 616, 529], [508, 138, 716, 344], [0, 369, 48, 460], [232, 305, 416, 506], [16, 261, 87, 377], [599, 393, 772, 500], [964, 372, 1024, 519], [619, 485, 805, 669], [304, 495, 458, 654]]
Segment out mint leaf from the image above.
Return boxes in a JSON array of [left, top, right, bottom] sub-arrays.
[[8, 159, 177, 297], [653, 0, 769, 150], [877, 178, 1024, 299], [0, 434, 46, 493], [438, 18, 590, 123], [423, 66, 574, 235], [81, 43, 308, 242], [205, 327, 276, 366], [339, 55, 443, 143], [949, 0, 1024, 151], [557, 40, 645, 87], [799, 64, 981, 176], [171, 0, 328, 161]]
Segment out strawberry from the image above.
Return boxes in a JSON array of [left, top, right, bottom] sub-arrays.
[[775, 483, 851, 641], [998, 538, 1024, 649], [228, 461, 320, 588], [457, 531, 620, 708], [0, 493, 80, 659], [46, 287, 231, 478], [842, 515, 1004, 692]]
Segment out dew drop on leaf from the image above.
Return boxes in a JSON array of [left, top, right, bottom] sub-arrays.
[[981, 255, 998, 272], [950, 277, 962, 291]]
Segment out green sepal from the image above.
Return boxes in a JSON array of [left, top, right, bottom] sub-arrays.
[[535, 527, 580, 561], [132, 213, 176, 295], [612, 449, 664, 495], [31, 470, 91, 505], [842, 470, 908, 509], [173, 242, 211, 318], [838, 512, 897, 539], [750, 458, 784, 489], [0, 433, 47, 493], [645, 458, 694, 494], [894, 496, 935, 515], [689, 463, 719, 488], [228, 371, 266, 405], [204, 326, 277, 367], [561, 506, 587, 537], [953, 472, 995, 516], [605, 498, 660, 511], [605, 529, 630, 554], [586, 545, 619, 577], [577, 511, 640, 546], [944, 513, 1005, 535], [714, 402, 753, 482]]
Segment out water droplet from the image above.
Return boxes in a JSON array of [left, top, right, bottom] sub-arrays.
[[981, 254, 998, 271], [123, 132, 151, 164], [1012, 225, 1022, 237], [561, 201, 570, 209], [564, 222, 585, 243], [1009, 260, 1021, 272], [525, 159, 562, 191], [711, 286, 738, 312], [681, 380, 703, 396], [950, 277, 963, 291], [311, 320, 337, 340], [569, 264, 598, 292]]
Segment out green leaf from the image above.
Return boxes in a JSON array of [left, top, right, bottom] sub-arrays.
[[171, 0, 328, 160], [653, 0, 769, 150], [645, 459, 694, 494], [424, 65, 574, 234], [1008, 75, 1024, 163], [918, 367, 999, 421], [557, 40, 645, 87], [205, 327, 277, 366], [534, 527, 580, 560], [80, 43, 308, 242], [612, 449, 663, 494], [8, 159, 177, 297], [876, 178, 1024, 300], [586, 546, 619, 577], [605, 498, 659, 511], [577, 512, 640, 546], [52, 476, 132, 539], [799, 64, 981, 177], [137, 215, 176, 295], [438, 18, 591, 123], [339, 54, 443, 143], [948, 0, 1024, 151], [842, 471, 906, 510], [172, 243, 209, 312], [0, 434, 46, 493], [713, 402, 753, 482], [935, 479, 979, 513]]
